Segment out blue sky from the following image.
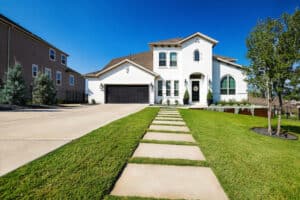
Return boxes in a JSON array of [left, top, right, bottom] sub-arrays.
[[0, 0, 299, 74]]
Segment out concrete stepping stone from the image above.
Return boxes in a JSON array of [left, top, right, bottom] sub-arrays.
[[132, 143, 205, 160], [146, 131, 188, 135], [158, 111, 179, 114], [149, 125, 190, 132], [143, 132, 195, 142], [155, 117, 183, 121], [152, 120, 186, 125], [111, 164, 228, 200], [156, 115, 181, 118]]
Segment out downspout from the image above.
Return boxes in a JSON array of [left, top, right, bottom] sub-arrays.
[[7, 25, 11, 73]]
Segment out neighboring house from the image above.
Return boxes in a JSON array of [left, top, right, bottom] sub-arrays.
[[86, 32, 248, 106], [0, 14, 85, 103]]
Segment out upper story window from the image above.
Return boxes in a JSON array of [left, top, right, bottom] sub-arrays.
[[61, 54, 67, 65], [220, 75, 235, 95], [157, 80, 163, 96], [166, 80, 171, 96], [159, 52, 166, 66], [49, 48, 56, 61], [56, 71, 62, 85], [32, 64, 38, 78], [170, 52, 177, 67], [194, 50, 200, 61], [45, 68, 52, 79], [69, 75, 75, 86]]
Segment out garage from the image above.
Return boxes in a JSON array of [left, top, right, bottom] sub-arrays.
[[105, 85, 149, 103]]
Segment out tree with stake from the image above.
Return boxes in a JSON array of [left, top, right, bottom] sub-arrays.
[[246, 10, 300, 136]]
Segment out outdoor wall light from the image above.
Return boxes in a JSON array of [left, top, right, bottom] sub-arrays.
[[150, 82, 154, 91], [100, 83, 104, 91]]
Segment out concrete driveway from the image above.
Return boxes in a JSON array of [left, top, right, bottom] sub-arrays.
[[0, 104, 146, 176]]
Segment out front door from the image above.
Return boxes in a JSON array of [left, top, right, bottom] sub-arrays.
[[192, 81, 200, 102]]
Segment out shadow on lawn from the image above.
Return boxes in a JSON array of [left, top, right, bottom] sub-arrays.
[[282, 125, 300, 135]]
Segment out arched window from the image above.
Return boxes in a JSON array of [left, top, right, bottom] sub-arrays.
[[159, 52, 166, 66], [220, 75, 235, 95], [194, 50, 200, 61]]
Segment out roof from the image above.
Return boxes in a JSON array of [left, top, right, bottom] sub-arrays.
[[0, 14, 69, 56], [149, 32, 218, 47], [85, 50, 243, 78], [85, 51, 153, 77]]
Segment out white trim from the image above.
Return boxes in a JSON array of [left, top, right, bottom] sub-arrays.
[[56, 71, 62, 86], [69, 74, 75, 86], [179, 32, 218, 45], [61, 54, 67, 65], [95, 59, 159, 77], [49, 48, 56, 61], [32, 64, 38, 78], [45, 67, 52, 79]]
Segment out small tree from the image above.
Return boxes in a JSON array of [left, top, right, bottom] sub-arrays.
[[1, 63, 26, 105], [32, 73, 56, 105], [183, 89, 189, 105], [246, 9, 300, 135]]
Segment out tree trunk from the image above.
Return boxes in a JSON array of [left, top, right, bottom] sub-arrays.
[[276, 93, 283, 136], [267, 81, 272, 135]]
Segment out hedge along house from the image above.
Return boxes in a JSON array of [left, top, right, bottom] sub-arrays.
[[86, 32, 248, 106], [0, 14, 85, 103]]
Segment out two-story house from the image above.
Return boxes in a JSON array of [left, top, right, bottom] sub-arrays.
[[0, 14, 85, 103], [86, 32, 248, 106]]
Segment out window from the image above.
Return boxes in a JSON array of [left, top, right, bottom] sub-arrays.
[[220, 75, 235, 95], [170, 52, 177, 67], [194, 50, 200, 61], [69, 75, 74, 86], [32, 64, 38, 77], [45, 68, 52, 79], [56, 71, 62, 85], [159, 52, 166, 66], [166, 80, 171, 96], [61, 54, 67, 65], [49, 48, 56, 61], [158, 80, 163, 96], [174, 80, 179, 96]]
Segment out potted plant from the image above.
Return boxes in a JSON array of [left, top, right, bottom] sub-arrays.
[[207, 90, 213, 105], [183, 89, 189, 105]]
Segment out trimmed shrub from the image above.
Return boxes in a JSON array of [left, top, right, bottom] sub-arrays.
[[183, 89, 189, 105]]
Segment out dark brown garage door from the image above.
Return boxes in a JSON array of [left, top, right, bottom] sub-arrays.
[[105, 85, 149, 103]]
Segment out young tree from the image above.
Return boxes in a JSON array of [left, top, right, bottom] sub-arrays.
[[32, 73, 57, 105], [1, 63, 26, 105], [246, 10, 300, 135]]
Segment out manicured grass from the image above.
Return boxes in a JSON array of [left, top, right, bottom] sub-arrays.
[[129, 157, 208, 167], [0, 107, 159, 199], [180, 109, 300, 200], [141, 139, 197, 146]]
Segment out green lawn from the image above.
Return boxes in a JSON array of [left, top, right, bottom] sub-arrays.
[[0, 107, 159, 200], [180, 109, 300, 200]]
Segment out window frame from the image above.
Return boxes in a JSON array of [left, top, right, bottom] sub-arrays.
[[32, 64, 38, 78], [159, 52, 167, 67], [56, 71, 62, 86], [45, 67, 52, 79], [69, 74, 75, 86], [61, 54, 67, 65], [157, 80, 163, 97], [174, 80, 179, 96], [49, 48, 56, 61], [220, 75, 236, 95], [166, 80, 171, 96], [194, 50, 200, 61], [169, 52, 177, 67]]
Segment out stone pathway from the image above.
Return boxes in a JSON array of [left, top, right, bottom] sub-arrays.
[[110, 108, 228, 200]]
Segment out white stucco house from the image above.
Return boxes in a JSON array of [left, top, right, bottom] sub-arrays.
[[86, 32, 248, 106]]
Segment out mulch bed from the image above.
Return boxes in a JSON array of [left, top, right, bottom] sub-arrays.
[[251, 127, 298, 140]]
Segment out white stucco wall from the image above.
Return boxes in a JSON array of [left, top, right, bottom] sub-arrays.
[[87, 62, 155, 104], [153, 36, 213, 106], [212, 60, 248, 102]]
